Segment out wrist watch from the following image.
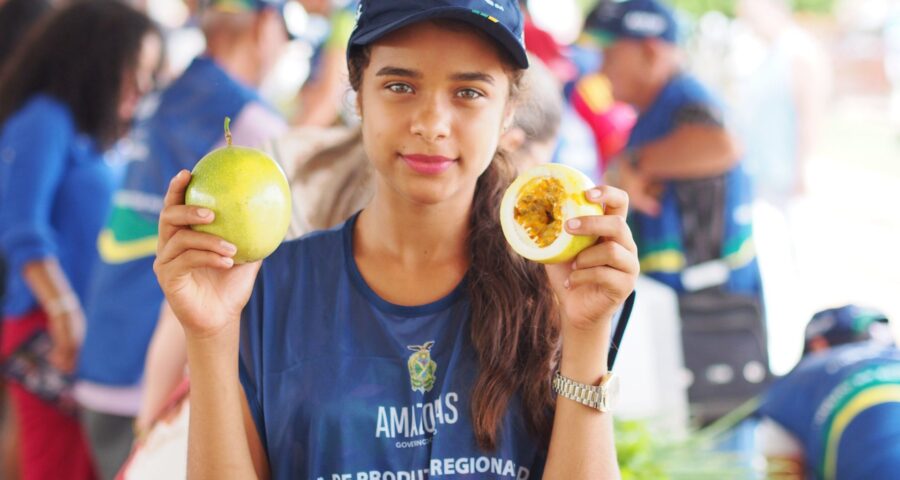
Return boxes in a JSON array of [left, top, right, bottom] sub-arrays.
[[552, 371, 620, 413]]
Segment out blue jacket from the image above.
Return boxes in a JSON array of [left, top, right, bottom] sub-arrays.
[[0, 95, 116, 317]]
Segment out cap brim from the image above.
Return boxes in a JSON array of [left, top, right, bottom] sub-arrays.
[[349, 6, 528, 69], [582, 29, 618, 48]]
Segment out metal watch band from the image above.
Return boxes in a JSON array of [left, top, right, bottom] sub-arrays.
[[552, 371, 613, 412]]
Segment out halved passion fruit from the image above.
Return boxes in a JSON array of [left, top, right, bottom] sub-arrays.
[[500, 164, 604, 264]]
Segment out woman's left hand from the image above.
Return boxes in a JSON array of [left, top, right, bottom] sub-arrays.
[[544, 185, 639, 334]]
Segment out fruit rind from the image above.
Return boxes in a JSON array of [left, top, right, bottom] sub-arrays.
[[500, 164, 604, 264], [185, 145, 292, 264]]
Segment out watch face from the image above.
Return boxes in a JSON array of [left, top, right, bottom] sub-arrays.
[[605, 374, 621, 412]]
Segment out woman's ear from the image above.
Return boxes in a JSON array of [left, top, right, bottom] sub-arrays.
[[501, 105, 517, 134], [499, 126, 527, 153]]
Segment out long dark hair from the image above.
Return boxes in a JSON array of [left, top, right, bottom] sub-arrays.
[[0, 0, 159, 149], [348, 21, 561, 451], [0, 0, 53, 67]]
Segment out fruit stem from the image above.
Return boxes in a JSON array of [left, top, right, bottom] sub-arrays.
[[224, 116, 232, 147]]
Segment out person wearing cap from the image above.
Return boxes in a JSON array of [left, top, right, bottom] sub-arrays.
[[756, 305, 900, 479], [588, 0, 760, 297], [119, 55, 569, 479], [153, 0, 638, 477], [73, 1, 289, 477]]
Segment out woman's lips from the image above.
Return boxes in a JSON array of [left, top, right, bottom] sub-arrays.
[[401, 154, 455, 175]]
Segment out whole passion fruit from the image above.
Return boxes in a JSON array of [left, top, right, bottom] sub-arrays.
[[185, 118, 291, 264], [500, 164, 604, 264]]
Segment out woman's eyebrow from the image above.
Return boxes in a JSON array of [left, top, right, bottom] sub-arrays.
[[375, 66, 421, 78], [375, 66, 495, 85], [449, 72, 495, 85]]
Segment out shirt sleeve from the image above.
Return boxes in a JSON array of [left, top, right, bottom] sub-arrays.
[[0, 98, 74, 272], [672, 102, 725, 129]]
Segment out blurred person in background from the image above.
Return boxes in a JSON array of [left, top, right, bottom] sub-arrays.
[[735, 0, 831, 205], [74, 1, 289, 477], [569, 71, 637, 173], [291, 0, 356, 126], [0, 0, 56, 477], [0, 0, 55, 352], [589, 0, 760, 297], [0, 2, 162, 479], [756, 305, 900, 480], [125, 55, 567, 478]]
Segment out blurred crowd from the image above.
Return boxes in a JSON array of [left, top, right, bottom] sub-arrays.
[[0, 0, 898, 479]]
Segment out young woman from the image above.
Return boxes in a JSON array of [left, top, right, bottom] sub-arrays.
[[0, 1, 161, 478], [154, 1, 638, 478]]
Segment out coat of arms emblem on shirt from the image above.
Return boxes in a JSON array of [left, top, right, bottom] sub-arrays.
[[407, 341, 437, 393]]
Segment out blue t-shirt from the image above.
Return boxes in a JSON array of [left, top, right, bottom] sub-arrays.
[[0, 95, 116, 317], [240, 215, 547, 479], [626, 74, 759, 295], [77, 57, 276, 386], [758, 343, 900, 480]]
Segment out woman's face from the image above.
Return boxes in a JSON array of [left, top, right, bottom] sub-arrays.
[[358, 21, 515, 207], [119, 32, 162, 123]]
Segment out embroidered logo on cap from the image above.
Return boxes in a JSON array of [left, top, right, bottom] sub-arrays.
[[623, 11, 667, 37]]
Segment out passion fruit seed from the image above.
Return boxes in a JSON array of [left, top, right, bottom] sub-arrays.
[[513, 177, 566, 248]]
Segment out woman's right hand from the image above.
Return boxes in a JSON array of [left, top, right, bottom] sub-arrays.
[[153, 170, 260, 338]]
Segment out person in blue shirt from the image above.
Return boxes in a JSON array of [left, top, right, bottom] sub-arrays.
[[587, 0, 761, 297], [76, 1, 289, 477], [0, 2, 161, 479], [153, 0, 639, 478], [756, 305, 900, 480]]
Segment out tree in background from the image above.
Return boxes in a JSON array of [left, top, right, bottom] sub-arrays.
[[575, 0, 836, 18]]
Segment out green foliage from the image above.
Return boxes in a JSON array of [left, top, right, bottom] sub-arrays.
[[615, 419, 757, 480], [578, 0, 836, 17], [793, 0, 836, 14], [669, 0, 735, 17]]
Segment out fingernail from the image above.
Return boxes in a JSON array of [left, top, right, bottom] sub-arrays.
[[571, 261, 577, 270], [222, 257, 234, 267], [222, 241, 237, 254], [563, 279, 571, 289], [197, 208, 212, 218], [567, 219, 581, 230], [588, 189, 603, 200]]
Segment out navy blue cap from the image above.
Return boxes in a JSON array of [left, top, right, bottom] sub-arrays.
[[584, 0, 679, 45], [804, 305, 890, 348], [348, 0, 528, 69]]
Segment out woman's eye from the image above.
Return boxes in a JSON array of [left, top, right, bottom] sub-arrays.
[[387, 83, 413, 94], [457, 89, 484, 100]]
